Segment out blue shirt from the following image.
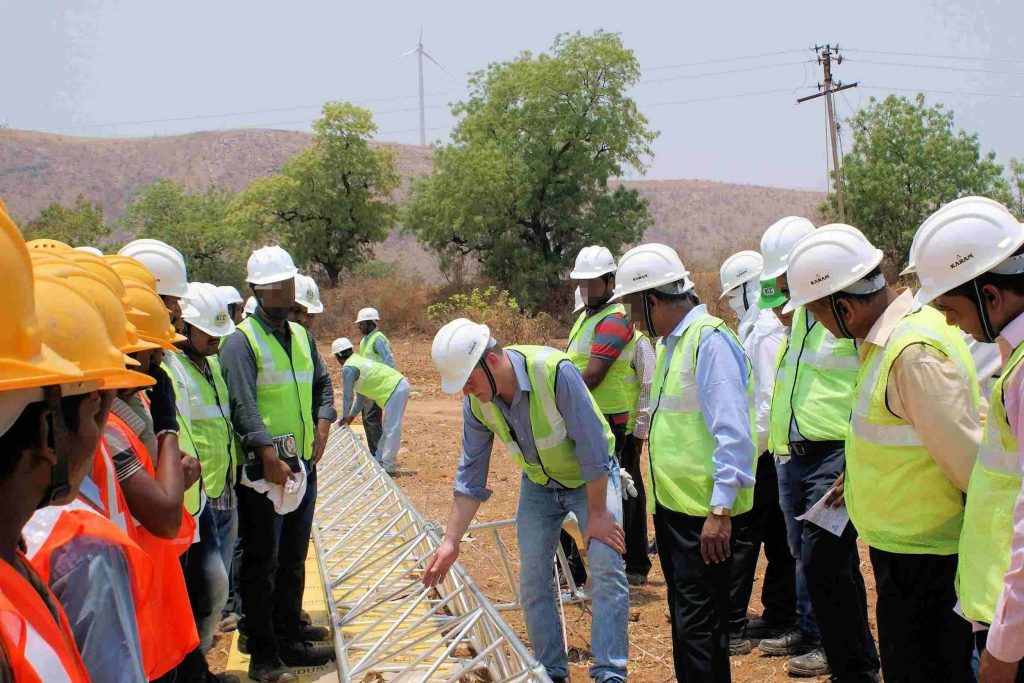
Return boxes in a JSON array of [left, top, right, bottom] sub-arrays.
[[372, 335, 396, 368], [453, 349, 613, 502], [341, 364, 363, 418], [661, 305, 756, 509]]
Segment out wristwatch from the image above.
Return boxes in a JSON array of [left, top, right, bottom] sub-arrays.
[[710, 506, 732, 517]]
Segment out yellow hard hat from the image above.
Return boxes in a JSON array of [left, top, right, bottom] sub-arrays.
[[0, 210, 84, 391], [65, 251, 142, 315], [123, 279, 186, 352], [34, 274, 155, 390], [104, 255, 159, 291], [32, 262, 160, 355], [26, 238, 73, 252]]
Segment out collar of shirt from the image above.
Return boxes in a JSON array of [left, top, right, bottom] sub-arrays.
[[861, 289, 914, 358], [668, 303, 709, 340], [998, 310, 1024, 362], [495, 350, 533, 411], [752, 307, 784, 334]]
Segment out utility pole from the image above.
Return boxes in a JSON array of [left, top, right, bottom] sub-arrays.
[[797, 45, 857, 222]]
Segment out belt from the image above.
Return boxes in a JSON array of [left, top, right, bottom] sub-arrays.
[[788, 440, 844, 458]]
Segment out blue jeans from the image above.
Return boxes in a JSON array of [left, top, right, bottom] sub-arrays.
[[775, 457, 819, 640], [182, 505, 239, 652], [517, 470, 628, 682]]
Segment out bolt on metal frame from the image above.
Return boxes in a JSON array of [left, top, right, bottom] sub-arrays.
[[313, 426, 551, 681]]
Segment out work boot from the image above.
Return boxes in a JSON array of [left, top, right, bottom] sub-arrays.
[[299, 610, 312, 626], [247, 658, 298, 683], [284, 624, 331, 643], [279, 640, 335, 667], [757, 627, 817, 657], [787, 647, 830, 678], [746, 615, 794, 640], [219, 612, 240, 633], [729, 633, 753, 655], [625, 572, 647, 587], [207, 673, 241, 683]]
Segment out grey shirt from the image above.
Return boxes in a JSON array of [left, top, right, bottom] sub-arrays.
[[220, 313, 337, 450]]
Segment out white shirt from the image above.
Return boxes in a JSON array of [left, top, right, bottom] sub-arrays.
[[736, 295, 762, 345], [742, 308, 786, 454]]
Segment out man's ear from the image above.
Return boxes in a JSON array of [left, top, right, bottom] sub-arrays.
[[484, 350, 500, 369], [33, 410, 56, 467], [981, 283, 1002, 313]]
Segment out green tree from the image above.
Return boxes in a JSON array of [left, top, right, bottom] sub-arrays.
[[401, 31, 657, 309], [834, 94, 1009, 272], [231, 103, 400, 286], [1007, 158, 1024, 219], [120, 179, 250, 287], [21, 194, 109, 245]]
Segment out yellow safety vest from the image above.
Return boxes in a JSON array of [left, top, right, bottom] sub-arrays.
[[845, 306, 978, 555], [566, 304, 641, 426], [360, 329, 391, 364], [161, 354, 203, 515], [648, 313, 756, 516], [343, 354, 404, 408]]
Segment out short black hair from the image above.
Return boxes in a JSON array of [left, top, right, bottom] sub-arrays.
[[834, 265, 887, 305], [0, 401, 46, 480]]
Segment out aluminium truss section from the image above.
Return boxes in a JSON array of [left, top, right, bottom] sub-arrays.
[[314, 426, 550, 682]]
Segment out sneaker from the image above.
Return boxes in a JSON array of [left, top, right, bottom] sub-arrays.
[[757, 627, 817, 657], [746, 616, 794, 640], [247, 658, 298, 683], [385, 466, 398, 475], [283, 624, 331, 643], [279, 640, 335, 667], [219, 613, 240, 633], [729, 634, 753, 655], [787, 647, 830, 678], [625, 572, 647, 586]]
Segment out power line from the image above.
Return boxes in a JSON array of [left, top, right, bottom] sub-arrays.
[[846, 58, 1024, 77], [860, 84, 1024, 99], [844, 47, 1024, 66], [644, 48, 808, 72]]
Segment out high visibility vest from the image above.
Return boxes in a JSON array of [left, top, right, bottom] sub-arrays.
[[0, 552, 92, 683], [159, 356, 205, 515], [343, 354, 404, 408], [469, 346, 613, 489], [164, 353, 235, 499], [360, 328, 391, 364], [648, 313, 756, 516], [768, 306, 859, 454], [237, 318, 315, 460], [23, 494, 167, 679], [94, 441, 133, 535], [566, 304, 641, 424], [957, 341, 1024, 623], [845, 306, 978, 555], [105, 413, 199, 674]]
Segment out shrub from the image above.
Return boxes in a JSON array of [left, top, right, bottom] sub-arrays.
[[426, 286, 560, 345], [314, 274, 434, 341]]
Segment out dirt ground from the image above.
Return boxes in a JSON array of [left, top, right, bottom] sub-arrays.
[[215, 335, 879, 681]]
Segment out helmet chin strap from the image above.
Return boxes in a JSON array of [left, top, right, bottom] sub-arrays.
[[828, 294, 856, 340], [642, 292, 658, 338], [970, 279, 999, 343], [38, 386, 71, 509], [477, 356, 499, 401]]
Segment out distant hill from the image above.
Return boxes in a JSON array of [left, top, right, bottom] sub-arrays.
[[0, 128, 824, 279]]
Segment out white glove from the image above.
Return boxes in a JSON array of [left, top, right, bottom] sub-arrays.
[[620, 468, 638, 499]]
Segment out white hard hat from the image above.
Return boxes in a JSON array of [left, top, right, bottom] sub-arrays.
[[611, 243, 694, 301], [118, 238, 189, 297], [294, 274, 324, 314], [760, 217, 816, 280], [570, 245, 617, 280], [913, 204, 1024, 305], [246, 245, 298, 285], [181, 282, 236, 338], [331, 337, 353, 355], [431, 318, 493, 394], [719, 250, 764, 298], [572, 286, 585, 314], [216, 285, 244, 306], [74, 246, 104, 256], [782, 224, 884, 314], [355, 307, 380, 323], [902, 196, 1015, 276], [243, 296, 257, 317]]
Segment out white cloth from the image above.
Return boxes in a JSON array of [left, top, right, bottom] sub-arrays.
[[731, 282, 762, 344], [239, 461, 307, 515], [742, 308, 786, 454], [966, 335, 1003, 409]]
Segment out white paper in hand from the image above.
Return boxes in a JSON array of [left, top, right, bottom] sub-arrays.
[[795, 490, 850, 537]]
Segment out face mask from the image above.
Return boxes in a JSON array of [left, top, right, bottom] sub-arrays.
[[729, 294, 748, 320], [729, 281, 759, 320]]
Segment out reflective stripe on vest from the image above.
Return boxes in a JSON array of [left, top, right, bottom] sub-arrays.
[[469, 346, 613, 489], [845, 306, 977, 555], [94, 442, 133, 534], [648, 314, 756, 516], [161, 357, 205, 514], [958, 341, 1024, 623], [344, 354, 404, 407], [769, 306, 859, 450], [360, 329, 389, 363], [165, 354, 235, 499], [565, 304, 640, 418], [237, 318, 316, 459], [0, 552, 90, 683]]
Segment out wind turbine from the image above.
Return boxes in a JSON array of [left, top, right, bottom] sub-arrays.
[[399, 28, 452, 146]]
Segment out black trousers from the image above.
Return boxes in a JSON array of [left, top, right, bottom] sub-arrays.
[[655, 504, 733, 683], [976, 630, 1024, 683], [362, 401, 383, 456], [237, 459, 317, 661], [729, 451, 796, 634], [620, 435, 651, 577], [870, 548, 974, 683]]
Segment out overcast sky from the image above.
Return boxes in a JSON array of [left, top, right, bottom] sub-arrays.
[[2, 0, 1021, 190]]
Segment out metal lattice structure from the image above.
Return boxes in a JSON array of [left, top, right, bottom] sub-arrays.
[[313, 426, 551, 682]]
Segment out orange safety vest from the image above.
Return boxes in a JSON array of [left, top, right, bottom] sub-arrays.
[[106, 412, 199, 674], [0, 551, 91, 683], [93, 441, 133, 535], [23, 490, 168, 679]]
